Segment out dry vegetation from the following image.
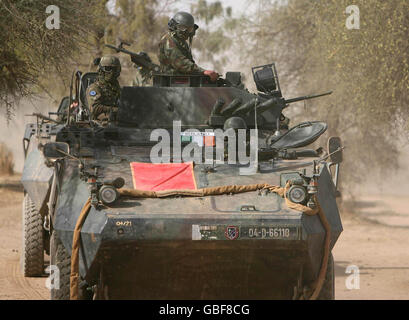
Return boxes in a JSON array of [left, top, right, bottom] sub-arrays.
[[0, 143, 14, 175], [0, 0, 407, 191], [0, 0, 233, 99], [232, 0, 409, 190], [0, 0, 107, 112]]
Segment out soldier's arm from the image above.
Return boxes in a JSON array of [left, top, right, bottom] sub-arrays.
[[86, 86, 116, 117], [166, 39, 204, 74]]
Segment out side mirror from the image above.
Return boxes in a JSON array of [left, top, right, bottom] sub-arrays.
[[42, 142, 70, 160], [328, 136, 343, 164], [252, 65, 277, 93]]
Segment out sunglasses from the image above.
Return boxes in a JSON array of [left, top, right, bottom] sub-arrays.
[[101, 66, 119, 72]]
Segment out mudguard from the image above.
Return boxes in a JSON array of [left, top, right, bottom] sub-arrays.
[[21, 147, 53, 214]]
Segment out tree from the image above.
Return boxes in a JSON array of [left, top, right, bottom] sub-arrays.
[[234, 0, 409, 188], [0, 0, 238, 105], [101, 0, 173, 85], [0, 0, 106, 114], [190, 0, 234, 73], [101, 0, 236, 84]]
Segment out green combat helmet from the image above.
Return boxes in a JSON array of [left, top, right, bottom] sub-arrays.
[[168, 11, 199, 40], [223, 116, 248, 131], [98, 55, 121, 81]]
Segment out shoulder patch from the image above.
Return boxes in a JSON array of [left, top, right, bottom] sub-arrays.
[[89, 90, 97, 96]]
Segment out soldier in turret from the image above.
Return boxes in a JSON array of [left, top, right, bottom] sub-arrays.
[[86, 55, 121, 122], [158, 12, 219, 82]]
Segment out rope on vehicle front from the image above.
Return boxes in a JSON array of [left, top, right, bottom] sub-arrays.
[[69, 182, 330, 300]]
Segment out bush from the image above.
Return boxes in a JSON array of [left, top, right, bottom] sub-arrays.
[[0, 143, 14, 175]]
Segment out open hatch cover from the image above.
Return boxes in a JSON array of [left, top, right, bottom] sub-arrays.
[[270, 121, 327, 149]]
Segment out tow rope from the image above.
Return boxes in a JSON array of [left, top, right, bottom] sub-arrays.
[[70, 198, 91, 300], [70, 182, 330, 300]]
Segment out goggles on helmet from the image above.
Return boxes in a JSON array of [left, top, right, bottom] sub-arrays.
[[101, 66, 119, 73], [177, 24, 195, 33]]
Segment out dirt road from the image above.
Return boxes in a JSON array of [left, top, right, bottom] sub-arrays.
[[0, 182, 49, 299], [0, 178, 408, 300], [334, 195, 409, 299]]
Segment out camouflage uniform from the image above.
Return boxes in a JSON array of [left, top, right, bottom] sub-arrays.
[[158, 31, 204, 74], [86, 77, 121, 121]]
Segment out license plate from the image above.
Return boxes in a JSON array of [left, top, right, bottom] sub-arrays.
[[241, 226, 298, 239], [192, 225, 299, 240]]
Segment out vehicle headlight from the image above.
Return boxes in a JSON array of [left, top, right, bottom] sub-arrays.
[[99, 185, 119, 205], [287, 185, 307, 204]]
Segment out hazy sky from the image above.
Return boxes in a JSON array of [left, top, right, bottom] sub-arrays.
[[174, 0, 254, 16], [107, 0, 256, 17]]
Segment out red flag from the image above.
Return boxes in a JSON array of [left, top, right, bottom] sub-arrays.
[[130, 162, 197, 191]]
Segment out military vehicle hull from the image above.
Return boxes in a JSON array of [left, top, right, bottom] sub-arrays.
[[47, 157, 341, 299], [21, 64, 342, 299]]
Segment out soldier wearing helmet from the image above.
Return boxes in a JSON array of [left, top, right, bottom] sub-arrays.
[[158, 12, 219, 82], [86, 55, 122, 122]]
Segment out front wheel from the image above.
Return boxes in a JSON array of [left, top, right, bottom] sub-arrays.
[[50, 231, 71, 300], [21, 193, 44, 276], [50, 231, 92, 300]]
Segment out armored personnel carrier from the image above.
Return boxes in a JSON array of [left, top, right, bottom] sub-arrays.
[[20, 62, 343, 300]]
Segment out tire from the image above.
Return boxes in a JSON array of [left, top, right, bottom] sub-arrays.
[[50, 231, 91, 300], [317, 253, 335, 300], [21, 193, 44, 277], [50, 231, 71, 300]]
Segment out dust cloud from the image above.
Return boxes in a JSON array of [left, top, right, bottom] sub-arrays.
[[354, 144, 409, 197], [0, 96, 55, 173]]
